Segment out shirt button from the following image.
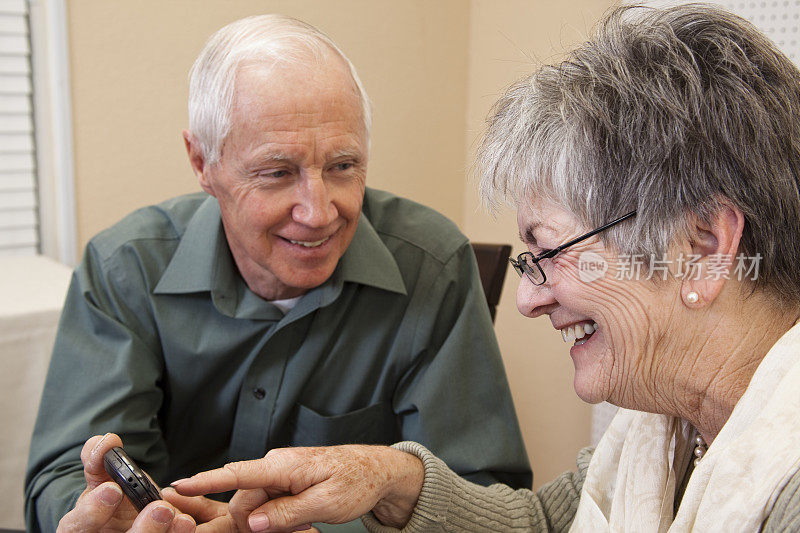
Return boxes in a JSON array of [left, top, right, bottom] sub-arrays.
[[252, 387, 266, 400]]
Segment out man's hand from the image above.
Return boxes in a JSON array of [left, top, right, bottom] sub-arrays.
[[56, 433, 236, 533], [171, 445, 424, 533]]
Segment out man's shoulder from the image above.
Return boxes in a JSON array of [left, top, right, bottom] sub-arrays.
[[363, 188, 468, 265], [88, 192, 209, 260]]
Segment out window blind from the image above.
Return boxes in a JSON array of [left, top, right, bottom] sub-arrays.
[[0, 0, 37, 256]]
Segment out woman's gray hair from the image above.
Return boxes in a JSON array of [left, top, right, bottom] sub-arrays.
[[479, 3, 800, 303], [188, 14, 372, 165]]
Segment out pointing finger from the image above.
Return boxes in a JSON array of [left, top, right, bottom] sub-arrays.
[[172, 455, 297, 496]]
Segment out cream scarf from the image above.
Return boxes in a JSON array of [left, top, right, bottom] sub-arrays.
[[570, 322, 800, 532]]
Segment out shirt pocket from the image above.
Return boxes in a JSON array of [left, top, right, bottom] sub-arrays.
[[287, 401, 399, 446]]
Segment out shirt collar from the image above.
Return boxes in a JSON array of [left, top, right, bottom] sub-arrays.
[[154, 194, 406, 318], [337, 211, 406, 295], [154, 196, 228, 295]]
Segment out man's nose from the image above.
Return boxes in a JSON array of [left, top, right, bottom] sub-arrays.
[[292, 174, 338, 228], [516, 275, 557, 318]]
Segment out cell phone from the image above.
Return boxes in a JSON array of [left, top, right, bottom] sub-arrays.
[[103, 446, 162, 511]]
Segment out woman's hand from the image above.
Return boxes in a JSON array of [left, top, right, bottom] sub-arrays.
[[171, 445, 424, 532]]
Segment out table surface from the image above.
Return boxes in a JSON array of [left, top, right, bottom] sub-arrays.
[[0, 255, 72, 318], [0, 255, 73, 530]]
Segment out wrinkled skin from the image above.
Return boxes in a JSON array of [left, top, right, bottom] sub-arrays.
[[172, 445, 423, 533]]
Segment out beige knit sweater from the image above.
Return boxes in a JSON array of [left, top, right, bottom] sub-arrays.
[[361, 442, 800, 532]]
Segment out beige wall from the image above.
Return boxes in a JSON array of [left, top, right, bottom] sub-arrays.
[[67, 0, 469, 249], [66, 1, 615, 490]]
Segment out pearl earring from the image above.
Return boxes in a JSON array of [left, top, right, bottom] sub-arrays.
[[686, 291, 699, 304]]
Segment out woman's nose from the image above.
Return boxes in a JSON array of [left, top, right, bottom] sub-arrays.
[[516, 275, 557, 318]]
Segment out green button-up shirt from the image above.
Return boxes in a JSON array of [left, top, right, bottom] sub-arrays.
[[25, 188, 531, 531]]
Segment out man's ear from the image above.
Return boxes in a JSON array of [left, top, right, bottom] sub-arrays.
[[183, 130, 215, 196], [680, 201, 745, 307]]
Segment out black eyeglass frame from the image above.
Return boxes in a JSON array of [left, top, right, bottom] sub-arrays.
[[510, 210, 637, 285]]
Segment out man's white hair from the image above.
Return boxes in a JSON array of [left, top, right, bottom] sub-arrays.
[[188, 14, 372, 165]]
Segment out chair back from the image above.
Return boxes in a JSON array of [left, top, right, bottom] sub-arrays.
[[470, 243, 513, 322]]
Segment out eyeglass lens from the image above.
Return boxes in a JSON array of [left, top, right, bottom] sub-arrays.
[[518, 254, 545, 284]]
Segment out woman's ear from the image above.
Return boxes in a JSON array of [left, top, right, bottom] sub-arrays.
[[680, 202, 745, 307], [183, 130, 216, 196]]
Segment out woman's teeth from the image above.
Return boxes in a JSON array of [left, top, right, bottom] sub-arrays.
[[289, 237, 329, 248], [561, 322, 598, 343]]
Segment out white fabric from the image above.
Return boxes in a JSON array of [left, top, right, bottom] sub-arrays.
[[270, 295, 302, 314], [571, 322, 800, 532], [0, 255, 72, 530], [591, 402, 619, 446]]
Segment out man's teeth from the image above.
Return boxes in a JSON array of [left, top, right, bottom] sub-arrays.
[[560, 322, 598, 343], [289, 237, 329, 248]]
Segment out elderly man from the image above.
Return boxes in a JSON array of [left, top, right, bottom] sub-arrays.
[[24, 14, 530, 533]]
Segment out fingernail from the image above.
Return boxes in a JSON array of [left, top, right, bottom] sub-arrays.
[[170, 478, 189, 487], [249, 513, 269, 532], [151, 505, 174, 524], [91, 433, 111, 455], [98, 484, 123, 506], [174, 514, 196, 532], [293, 525, 313, 532]]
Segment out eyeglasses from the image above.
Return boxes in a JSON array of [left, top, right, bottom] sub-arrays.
[[510, 210, 636, 285]]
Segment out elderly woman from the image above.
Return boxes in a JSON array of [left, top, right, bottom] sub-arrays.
[[131, 4, 800, 532]]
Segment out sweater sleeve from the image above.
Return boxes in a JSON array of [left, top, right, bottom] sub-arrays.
[[362, 442, 592, 533], [762, 466, 800, 531]]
